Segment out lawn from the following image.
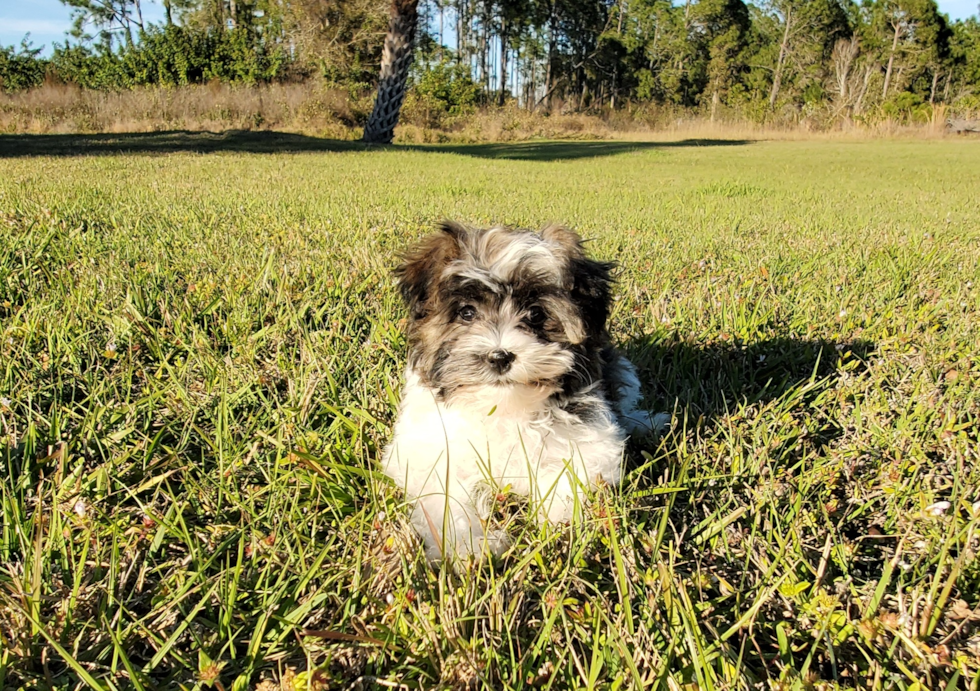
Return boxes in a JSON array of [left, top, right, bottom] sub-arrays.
[[1, 134, 978, 690]]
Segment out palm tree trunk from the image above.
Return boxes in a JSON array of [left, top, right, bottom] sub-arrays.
[[363, 0, 420, 144]]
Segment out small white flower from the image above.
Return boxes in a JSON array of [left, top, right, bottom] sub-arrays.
[[926, 501, 951, 516], [971, 500, 980, 515], [385, 593, 395, 605], [838, 309, 847, 318], [376, 511, 386, 522], [0, 396, 10, 408], [73, 499, 87, 517], [757, 355, 766, 363]]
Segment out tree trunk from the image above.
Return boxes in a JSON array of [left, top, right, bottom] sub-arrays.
[[832, 37, 858, 106], [163, 0, 173, 26], [855, 63, 874, 114], [769, 5, 792, 111], [479, 11, 488, 89], [456, 0, 463, 60], [929, 68, 939, 104], [545, 0, 557, 110], [499, 24, 508, 106], [363, 0, 420, 144], [882, 20, 901, 100], [528, 49, 535, 110]]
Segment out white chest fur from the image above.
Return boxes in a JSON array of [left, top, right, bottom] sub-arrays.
[[381, 369, 627, 561]]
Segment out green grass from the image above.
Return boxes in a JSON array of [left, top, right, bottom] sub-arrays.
[[1, 135, 979, 690]]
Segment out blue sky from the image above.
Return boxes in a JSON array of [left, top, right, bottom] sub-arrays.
[[3, 0, 978, 55]]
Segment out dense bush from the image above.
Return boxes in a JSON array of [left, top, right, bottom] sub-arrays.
[[0, 42, 47, 92], [126, 25, 292, 85], [410, 57, 482, 115], [881, 91, 933, 123], [3, 25, 294, 91]]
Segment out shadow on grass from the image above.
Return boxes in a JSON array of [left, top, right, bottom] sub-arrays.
[[622, 335, 875, 428], [620, 335, 891, 584], [406, 138, 750, 161], [0, 130, 366, 157], [0, 129, 749, 160]]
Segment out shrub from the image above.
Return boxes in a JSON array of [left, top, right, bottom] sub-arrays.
[[0, 41, 47, 92], [881, 91, 931, 123], [410, 58, 482, 115], [41, 26, 294, 90]]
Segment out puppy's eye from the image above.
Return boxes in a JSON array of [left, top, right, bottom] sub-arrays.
[[457, 305, 477, 323], [525, 305, 546, 326]]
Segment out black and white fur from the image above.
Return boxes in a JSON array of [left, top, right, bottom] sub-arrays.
[[382, 222, 668, 563]]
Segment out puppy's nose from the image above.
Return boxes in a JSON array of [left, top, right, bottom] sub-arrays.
[[487, 349, 516, 373]]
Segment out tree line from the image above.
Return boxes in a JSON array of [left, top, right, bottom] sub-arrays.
[[2, 0, 979, 139]]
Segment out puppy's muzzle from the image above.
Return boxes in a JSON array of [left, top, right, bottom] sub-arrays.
[[487, 349, 516, 374]]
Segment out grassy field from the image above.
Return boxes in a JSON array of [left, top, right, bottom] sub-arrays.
[[1, 134, 979, 690]]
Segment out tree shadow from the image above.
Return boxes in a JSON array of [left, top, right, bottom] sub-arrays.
[[0, 129, 749, 160], [410, 138, 750, 161], [621, 335, 875, 428], [0, 130, 368, 158]]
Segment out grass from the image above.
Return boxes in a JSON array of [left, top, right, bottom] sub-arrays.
[[0, 135, 978, 690]]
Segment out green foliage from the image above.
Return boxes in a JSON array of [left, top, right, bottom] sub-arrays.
[[410, 56, 483, 114], [951, 17, 980, 93], [881, 89, 932, 121], [45, 25, 292, 89], [49, 44, 132, 90], [0, 41, 48, 92]]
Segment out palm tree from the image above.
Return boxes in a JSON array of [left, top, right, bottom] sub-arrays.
[[363, 0, 420, 144]]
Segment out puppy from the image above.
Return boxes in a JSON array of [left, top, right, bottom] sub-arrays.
[[382, 222, 667, 563]]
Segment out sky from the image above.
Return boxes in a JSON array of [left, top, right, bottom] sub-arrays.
[[2, 0, 979, 56]]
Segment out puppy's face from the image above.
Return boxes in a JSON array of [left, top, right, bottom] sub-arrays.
[[395, 222, 614, 399]]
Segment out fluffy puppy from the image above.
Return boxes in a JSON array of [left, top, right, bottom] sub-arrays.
[[382, 221, 667, 563]]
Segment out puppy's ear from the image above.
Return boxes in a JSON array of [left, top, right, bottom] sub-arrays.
[[541, 224, 585, 258], [394, 221, 465, 319], [542, 224, 616, 337]]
